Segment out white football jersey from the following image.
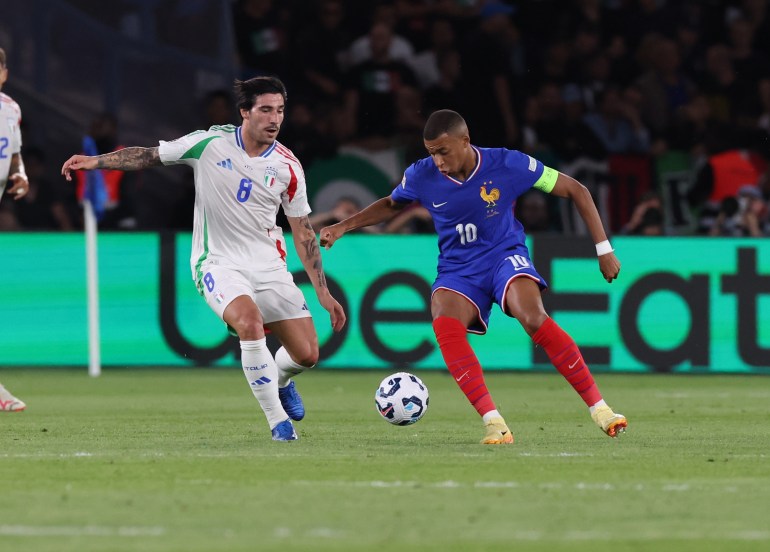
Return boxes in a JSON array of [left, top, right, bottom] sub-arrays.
[[158, 125, 311, 284], [0, 92, 23, 200]]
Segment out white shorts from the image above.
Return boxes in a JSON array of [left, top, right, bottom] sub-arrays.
[[198, 264, 312, 325]]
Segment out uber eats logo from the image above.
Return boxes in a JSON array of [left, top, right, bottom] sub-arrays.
[[159, 234, 770, 371]]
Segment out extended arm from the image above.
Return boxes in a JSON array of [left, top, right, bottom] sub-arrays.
[[319, 196, 406, 248], [61, 147, 161, 180], [5, 152, 29, 200], [287, 214, 346, 331], [549, 172, 621, 283]]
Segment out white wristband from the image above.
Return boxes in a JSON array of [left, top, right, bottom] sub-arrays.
[[595, 240, 614, 256]]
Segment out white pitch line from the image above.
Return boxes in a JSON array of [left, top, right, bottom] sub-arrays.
[[0, 525, 165, 537], [290, 479, 763, 494]]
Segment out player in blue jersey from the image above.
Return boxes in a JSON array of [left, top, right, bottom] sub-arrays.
[[320, 109, 626, 444]]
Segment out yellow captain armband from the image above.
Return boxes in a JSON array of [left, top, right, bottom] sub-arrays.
[[532, 166, 559, 193]]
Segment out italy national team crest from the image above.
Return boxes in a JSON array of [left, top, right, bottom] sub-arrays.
[[263, 166, 278, 188]]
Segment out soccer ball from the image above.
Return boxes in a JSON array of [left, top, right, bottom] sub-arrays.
[[374, 372, 429, 425]]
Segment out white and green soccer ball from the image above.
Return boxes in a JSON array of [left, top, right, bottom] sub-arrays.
[[375, 372, 429, 426]]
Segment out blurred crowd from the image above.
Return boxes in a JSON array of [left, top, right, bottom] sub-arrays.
[[2, 0, 769, 237]]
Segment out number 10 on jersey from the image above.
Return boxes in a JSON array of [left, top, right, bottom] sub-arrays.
[[455, 223, 477, 245]]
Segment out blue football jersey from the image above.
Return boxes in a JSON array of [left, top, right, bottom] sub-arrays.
[[391, 146, 558, 271]]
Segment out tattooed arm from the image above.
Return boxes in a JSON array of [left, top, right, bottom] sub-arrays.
[[287, 214, 347, 331], [61, 147, 161, 181]]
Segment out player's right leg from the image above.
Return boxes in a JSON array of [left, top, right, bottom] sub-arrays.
[[201, 266, 295, 440], [0, 383, 26, 412], [431, 287, 513, 445]]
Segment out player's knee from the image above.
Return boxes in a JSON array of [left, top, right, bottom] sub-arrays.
[[299, 345, 319, 367], [232, 315, 265, 341], [519, 312, 548, 336]]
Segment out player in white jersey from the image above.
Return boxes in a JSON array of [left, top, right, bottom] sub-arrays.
[[0, 47, 28, 412], [62, 77, 346, 440]]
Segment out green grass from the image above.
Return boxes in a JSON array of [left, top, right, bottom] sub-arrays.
[[1, 368, 769, 552]]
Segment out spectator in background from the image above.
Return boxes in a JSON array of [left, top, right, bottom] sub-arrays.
[[308, 196, 379, 233], [515, 189, 556, 233], [669, 93, 716, 157], [232, 0, 291, 79], [409, 18, 456, 91], [11, 147, 77, 230], [344, 21, 420, 148], [729, 0, 770, 56], [346, 3, 416, 69], [521, 82, 604, 164], [0, 46, 27, 412], [279, 96, 337, 167], [583, 85, 651, 155], [201, 89, 237, 128], [294, 0, 351, 103], [634, 35, 696, 146], [621, 191, 665, 236], [688, 136, 763, 234], [699, 43, 761, 127], [422, 48, 463, 115], [74, 113, 138, 229], [384, 203, 433, 234], [458, 2, 518, 147]]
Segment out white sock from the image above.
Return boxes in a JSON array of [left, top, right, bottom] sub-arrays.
[[482, 410, 502, 423], [240, 339, 287, 429], [589, 399, 607, 414], [275, 346, 311, 388]]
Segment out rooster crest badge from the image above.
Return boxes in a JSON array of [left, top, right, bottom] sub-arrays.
[[480, 182, 500, 207]]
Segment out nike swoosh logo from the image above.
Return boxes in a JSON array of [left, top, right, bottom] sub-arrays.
[[455, 371, 470, 382], [432, 201, 448, 208], [568, 359, 581, 369]]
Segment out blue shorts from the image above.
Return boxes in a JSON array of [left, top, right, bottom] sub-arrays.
[[431, 245, 548, 334]]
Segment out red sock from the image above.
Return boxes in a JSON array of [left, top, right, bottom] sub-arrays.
[[532, 317, 602, 407], [433, 316, 496, 417]]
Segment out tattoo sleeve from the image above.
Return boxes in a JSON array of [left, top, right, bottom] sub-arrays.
[[296, 215, 328, 290], [95, 147, 162, 171]]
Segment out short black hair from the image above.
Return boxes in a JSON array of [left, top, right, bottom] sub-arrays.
[[423, 109, 467, 140], [234, 76, 288, 113]]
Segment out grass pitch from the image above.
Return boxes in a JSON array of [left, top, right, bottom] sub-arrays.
[[1, 368, 768, 552]]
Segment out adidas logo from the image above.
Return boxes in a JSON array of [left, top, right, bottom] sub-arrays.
[[216, 158, 233, 170], [250, 376, 272, 386]]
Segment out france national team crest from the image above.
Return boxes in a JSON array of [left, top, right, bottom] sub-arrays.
[[480, 181, 501, 218], [263, 166, 277, 188]]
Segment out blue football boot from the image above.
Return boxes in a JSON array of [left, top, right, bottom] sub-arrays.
[[278, 380, 305, 421], [271, 419, 298, 441]]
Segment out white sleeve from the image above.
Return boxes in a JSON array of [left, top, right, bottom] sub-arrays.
[[158, 130, 209, 166]]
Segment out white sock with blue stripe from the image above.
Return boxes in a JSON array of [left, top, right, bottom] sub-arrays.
[[275, 346, 310, 388], [240, 339, 286, 429]]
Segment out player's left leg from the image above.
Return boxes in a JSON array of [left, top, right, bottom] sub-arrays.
[[264, 317, 319, 421], [503, 277, 627, 437], [256, 272, 317, 422]]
